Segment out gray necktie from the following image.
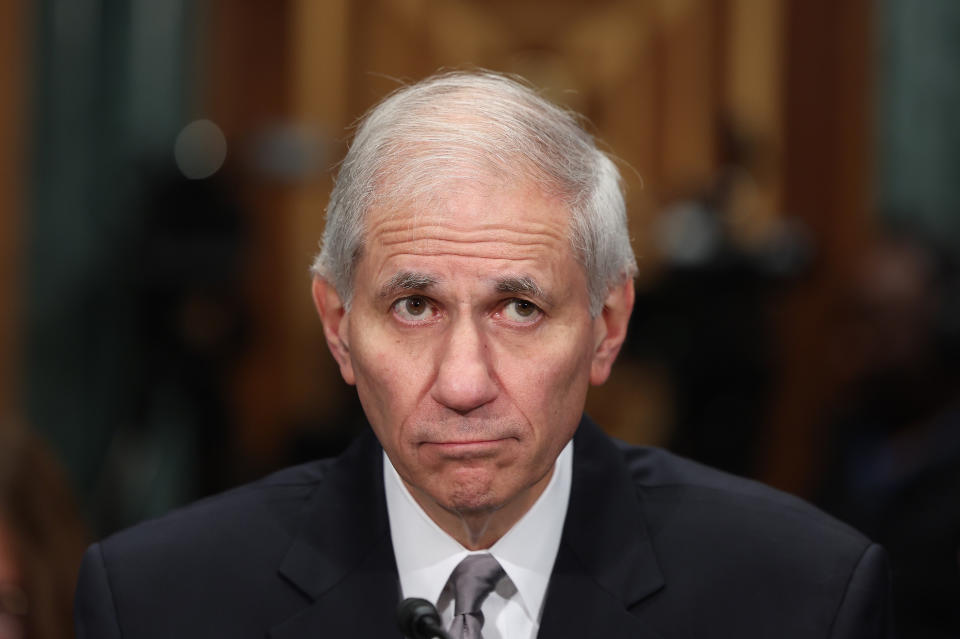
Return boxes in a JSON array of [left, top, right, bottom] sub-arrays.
[[447, 554, 505, 639]]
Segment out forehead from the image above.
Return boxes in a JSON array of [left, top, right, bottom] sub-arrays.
[[360, 182, 579, 280]]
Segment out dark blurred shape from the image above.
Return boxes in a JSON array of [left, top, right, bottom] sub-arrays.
[[89, 166, 249, 534], [0, 425, 88, 639], [26, 0, 221, 536], [280, 397, 367, 470], [818, 232, 960, 638], [626, 120, 812, 478]]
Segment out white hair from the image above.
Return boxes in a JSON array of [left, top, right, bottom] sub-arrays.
[[311, 70, 637, 315]]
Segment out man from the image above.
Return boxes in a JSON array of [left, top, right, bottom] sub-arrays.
[[75, 71, 892, 638]]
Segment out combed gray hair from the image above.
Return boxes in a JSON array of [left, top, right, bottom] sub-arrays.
[[310, 70, 637, 315]]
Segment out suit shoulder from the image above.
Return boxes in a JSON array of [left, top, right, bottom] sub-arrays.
[[605, 442, 892, 636], [78, 432, 388, 638], [615, 441, 869, 547], [98, 458, 335, 563]]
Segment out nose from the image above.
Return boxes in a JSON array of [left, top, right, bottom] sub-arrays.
[[431, 316, 498, 414]]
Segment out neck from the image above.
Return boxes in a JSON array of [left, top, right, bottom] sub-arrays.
[[403, 467, 555, 550]]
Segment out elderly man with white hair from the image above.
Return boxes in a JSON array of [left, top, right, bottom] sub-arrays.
[[75, 71, 892, 639]]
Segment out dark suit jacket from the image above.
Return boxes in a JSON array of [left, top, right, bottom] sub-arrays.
[[75, 417, 893, 638]]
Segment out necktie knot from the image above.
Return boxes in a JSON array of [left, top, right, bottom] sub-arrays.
[[448, 554, 505, 638]]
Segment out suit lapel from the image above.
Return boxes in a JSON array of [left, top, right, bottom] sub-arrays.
[[269, 535, 400, 638], [266, 418, 666, 638], [538, 546, 665, 639], [538, 417, 666, 639], [269, 430, 403, 639]]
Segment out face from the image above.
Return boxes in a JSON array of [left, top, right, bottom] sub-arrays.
[[314, 181, 632, 522]]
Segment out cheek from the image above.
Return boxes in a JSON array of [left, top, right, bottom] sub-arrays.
[[495, 327, 594, 424], [351, 333, 435, 435]]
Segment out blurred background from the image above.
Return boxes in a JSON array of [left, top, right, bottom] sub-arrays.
[[1, 0, 959, 637]]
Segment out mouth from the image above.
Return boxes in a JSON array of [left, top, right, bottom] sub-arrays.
[[420, 438, 513, 457]]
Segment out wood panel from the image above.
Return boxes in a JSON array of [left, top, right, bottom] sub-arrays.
[[723, 0, 785, 233], [0, 0, 26, 419], [283, 0, 352, 431], [656, 0, 722, 189], [202, 0, 294, 464], [762, 0, 874, 496], [204, 0, 355, 466]]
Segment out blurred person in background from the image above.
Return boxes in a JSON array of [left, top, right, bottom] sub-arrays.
[[627, 121, 811, 479], [819, 233, 960, 638], [0, 425, 88, 639]]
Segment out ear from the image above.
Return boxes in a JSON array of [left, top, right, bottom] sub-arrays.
[[590, 277, 635, 385], [311, 276, 356, 385]]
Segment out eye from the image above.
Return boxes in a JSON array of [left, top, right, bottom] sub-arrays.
[[502, 299, 542, 323], [391, 296, 438, 323]]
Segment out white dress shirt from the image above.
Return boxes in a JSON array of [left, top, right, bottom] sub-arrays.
[[384, 442, 572, 639]]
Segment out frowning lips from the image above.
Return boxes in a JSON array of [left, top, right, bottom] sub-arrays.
[[418, 437, 518, 457]]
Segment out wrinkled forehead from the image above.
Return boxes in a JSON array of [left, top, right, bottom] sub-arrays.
[[357, 179, 585, 303], [364, 171, 575, 247]]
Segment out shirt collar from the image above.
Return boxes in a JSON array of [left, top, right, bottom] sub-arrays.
[[384, 441, 572, 622]]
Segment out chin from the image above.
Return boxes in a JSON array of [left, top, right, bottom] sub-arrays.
[[439, 479, 503, 515]]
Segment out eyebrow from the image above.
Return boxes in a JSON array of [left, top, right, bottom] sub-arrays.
[[376, 271, 554, 307], [494, 275, 553, 306], [377, 270, 440, 301]]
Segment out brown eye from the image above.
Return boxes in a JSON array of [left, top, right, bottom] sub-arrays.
[[405, 297, 427, 315], [391, 296, 437, 322], [503, 299, 542, 323], [514, 301, 535, 316]]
